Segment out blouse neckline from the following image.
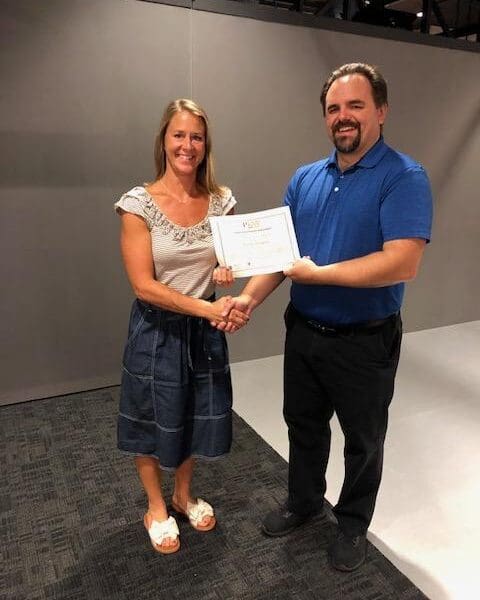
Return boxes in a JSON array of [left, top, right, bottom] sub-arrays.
[[133, 185, 225, 244], [142, 185, 212, 231]]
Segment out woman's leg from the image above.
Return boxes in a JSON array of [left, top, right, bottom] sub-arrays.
[[135, 456, 178, 549], [172, 457, 214, 529]]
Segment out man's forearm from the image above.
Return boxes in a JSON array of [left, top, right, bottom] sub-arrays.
[[241, 272, 286, 309], [285, 239, 427, 288], [316, 251, 415, 287]]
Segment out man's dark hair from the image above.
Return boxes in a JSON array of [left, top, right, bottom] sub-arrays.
[[320, 63, 388, 115]]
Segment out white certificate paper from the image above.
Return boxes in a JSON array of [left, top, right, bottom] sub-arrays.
[[209, 206, 300, 277]]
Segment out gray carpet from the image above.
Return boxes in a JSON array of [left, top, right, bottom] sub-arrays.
[[1, 388, 427, 600]]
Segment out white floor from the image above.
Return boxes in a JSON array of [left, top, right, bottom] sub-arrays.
[[231, 321, 480, 600]]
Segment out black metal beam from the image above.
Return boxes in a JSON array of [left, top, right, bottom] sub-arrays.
[[343, 0, 353, 20], [140, 0, 480, 53], [420, 0, 432, 34], [432, 0, 451, 37], [476, 0, 480, 43]]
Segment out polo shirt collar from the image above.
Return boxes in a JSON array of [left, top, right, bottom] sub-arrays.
[[327, 136, 388, 171]]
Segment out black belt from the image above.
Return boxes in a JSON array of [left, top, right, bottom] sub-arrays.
[[292, 305, 397, 336]]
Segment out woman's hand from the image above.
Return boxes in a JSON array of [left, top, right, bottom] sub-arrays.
[[210, 294, 253, 333], [213, 266, 234, 288]]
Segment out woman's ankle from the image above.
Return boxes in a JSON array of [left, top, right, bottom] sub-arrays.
[[172, 492, 193, 509], [147, 500, 168, 521]]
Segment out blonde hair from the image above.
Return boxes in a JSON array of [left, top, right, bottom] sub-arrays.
[[153, 98, 223, 196]]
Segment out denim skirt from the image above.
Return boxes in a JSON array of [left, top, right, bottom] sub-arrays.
[[117, 299, 233, 470]]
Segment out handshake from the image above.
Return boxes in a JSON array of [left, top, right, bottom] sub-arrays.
[[208, 256, 320, 333], [208, 294, 253, 333], [209, 266, 253, 333], [208, 266, 253, 333]]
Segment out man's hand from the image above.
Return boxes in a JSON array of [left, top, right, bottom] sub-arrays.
[[207, 296, 235, 324], [210, 272, 284, 333], [284, 257, 319, 284]]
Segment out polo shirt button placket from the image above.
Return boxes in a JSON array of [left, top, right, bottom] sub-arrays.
[[333, 172, 347, 194]]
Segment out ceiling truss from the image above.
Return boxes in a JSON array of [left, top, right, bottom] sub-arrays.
[[253, 0, 480, 42]]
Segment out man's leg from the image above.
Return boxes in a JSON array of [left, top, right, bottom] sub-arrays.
[[329, 315, 402, 570], [262, 309, 333, 536], [284, 324, 334, 517]]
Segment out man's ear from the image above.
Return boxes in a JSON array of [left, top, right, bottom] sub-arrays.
[[378, 103, 388, 126]]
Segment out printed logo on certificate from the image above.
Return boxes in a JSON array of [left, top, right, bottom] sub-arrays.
[[209, 206, 300, 277]]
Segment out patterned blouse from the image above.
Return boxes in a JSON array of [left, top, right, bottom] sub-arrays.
[[114, 186, 236, 299]]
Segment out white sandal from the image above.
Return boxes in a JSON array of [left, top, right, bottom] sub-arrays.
[[172, 498, 216, 532], [143, 514, 180, 554]]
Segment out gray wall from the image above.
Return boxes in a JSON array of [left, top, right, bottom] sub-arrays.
[[1, 0, 479, 405]]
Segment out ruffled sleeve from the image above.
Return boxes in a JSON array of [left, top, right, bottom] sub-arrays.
[[221, 187, 236, 214], [209, 187, 236, 217], [114, 186, 154, 230]]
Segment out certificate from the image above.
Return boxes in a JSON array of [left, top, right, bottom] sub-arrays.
[[209, 206, 300, 277]]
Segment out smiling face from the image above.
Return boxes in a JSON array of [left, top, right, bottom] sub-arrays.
[[164, 110, 206, 177], [324, 74, 387, 164]]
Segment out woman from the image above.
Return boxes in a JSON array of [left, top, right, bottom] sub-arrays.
[[114, 99, 247, 554]]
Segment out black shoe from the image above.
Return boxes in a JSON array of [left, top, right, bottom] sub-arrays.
[[262, 504, 320, 537], [328, 532, 367, 572]]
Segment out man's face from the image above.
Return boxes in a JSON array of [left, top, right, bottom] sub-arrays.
[[324, 74, 387, 159]]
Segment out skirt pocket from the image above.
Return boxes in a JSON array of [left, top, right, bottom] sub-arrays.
[[122, 303, 160, 377], [125, 300, 148, 346]]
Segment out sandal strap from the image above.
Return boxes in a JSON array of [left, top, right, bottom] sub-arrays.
[[186, 498, 214, 527], [147, 515, 179, 545]]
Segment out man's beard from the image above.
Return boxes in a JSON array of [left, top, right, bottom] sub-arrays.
[[332, 121, 361, 154]]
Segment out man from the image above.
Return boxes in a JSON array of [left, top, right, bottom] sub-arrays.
[[226, 63, 433, 571]]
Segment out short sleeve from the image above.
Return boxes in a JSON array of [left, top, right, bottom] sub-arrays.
[[114, 186, 154, 230], [283, 172, 298, 210], [283, 166, 306, 225], [219, 187, 236, 215], [380, 167, 433, 243]]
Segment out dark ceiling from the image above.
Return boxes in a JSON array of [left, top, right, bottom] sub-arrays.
[[250, 0, 479, 41]]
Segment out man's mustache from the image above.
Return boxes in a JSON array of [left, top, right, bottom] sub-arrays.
[[332, 120, 360, 134]]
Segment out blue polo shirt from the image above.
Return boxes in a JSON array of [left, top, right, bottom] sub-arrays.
[[284, 137, 433, 324]]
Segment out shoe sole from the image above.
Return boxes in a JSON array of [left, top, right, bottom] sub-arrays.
[[261, 510, 327, 538], [144, 515, 180, 555], [151, 540, 180, 554], [328, 550, 367, 572], [170, 505, 216, 532], [261, 522, 306, 537]]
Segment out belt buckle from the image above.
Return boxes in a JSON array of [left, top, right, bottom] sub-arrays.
[[308, 320, 337, 335]]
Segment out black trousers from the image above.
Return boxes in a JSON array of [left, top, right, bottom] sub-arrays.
[[283, 304, 402, 536]]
